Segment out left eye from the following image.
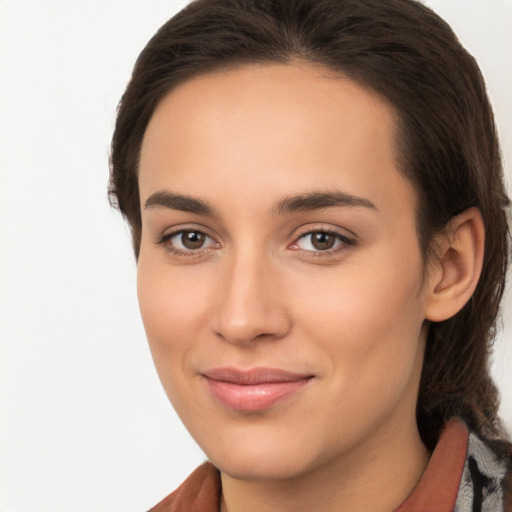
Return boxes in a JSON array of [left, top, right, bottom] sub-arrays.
[[294, 231, 348, 251]]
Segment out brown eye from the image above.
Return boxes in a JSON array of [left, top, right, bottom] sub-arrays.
[[310, 232, 336, 250], [293, 230, 354, 253], [181, 231, 206, 249], [159, 229, 218, 254]]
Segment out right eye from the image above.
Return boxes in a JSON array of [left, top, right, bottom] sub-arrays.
[[157, 230, 219, 254]]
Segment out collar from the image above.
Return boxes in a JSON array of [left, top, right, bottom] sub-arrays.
[[396, 418, 468, 511]]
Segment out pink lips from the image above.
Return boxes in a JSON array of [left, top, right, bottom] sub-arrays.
[[201, 367, 313, 412]]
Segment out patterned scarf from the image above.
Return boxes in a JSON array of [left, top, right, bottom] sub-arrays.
[[455, 431, 509, 511]]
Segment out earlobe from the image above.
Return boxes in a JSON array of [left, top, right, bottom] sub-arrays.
[[424, 208, 485, 322]]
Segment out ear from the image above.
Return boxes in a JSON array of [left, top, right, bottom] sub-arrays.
[[424, 207, 485, 322]]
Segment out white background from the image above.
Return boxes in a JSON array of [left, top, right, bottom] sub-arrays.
[[0, 1, 510, 511]]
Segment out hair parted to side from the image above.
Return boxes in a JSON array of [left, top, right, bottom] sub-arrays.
[[109, 0, 511, 455]]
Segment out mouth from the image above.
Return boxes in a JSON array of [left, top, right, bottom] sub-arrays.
[[201, 367, 314, 412]]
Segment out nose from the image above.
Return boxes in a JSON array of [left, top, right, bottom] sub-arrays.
[[211, 250, 292, 345]]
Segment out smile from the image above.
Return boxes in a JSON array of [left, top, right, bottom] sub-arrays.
[[201, 367, 314, 412]]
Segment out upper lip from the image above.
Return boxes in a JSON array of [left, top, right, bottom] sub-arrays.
[[201, 366, 314, 385]]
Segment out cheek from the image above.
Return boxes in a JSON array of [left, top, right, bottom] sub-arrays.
[[136, 257, 213, 381], [292, 247, 426, 387], [295, 269, 425, 439]]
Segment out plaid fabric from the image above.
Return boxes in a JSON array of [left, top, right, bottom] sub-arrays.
[[455, 431, 509, 512]]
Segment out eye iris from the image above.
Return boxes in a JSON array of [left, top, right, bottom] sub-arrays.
[[311, 232, 336, 250], [182, 231, 205, 249]]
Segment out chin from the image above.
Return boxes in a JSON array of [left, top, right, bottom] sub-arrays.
[[202, 430, 325, 481], [213, 453, 312, 481]]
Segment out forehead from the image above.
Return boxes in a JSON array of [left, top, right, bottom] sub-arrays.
[[139, 62, 416, 218]]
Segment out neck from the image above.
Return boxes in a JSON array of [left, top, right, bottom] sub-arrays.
[[220, 416, 430, 512]]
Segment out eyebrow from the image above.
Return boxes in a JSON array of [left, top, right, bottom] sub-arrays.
[[144, 189, 377, 216], [144, 191, 216, 216], [272, 191, 378, 215]]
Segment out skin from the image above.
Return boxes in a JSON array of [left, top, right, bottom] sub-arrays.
[[136, 62, 483, 512]]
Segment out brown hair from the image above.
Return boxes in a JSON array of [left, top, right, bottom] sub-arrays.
[[110, 0, 511, 455]]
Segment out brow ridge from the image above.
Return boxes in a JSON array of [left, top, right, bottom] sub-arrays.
[[144, 191, 215, 216], [144, 189, 377, 217], [273, 191, 377, 215]]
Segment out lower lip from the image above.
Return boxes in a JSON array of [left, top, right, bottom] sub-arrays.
[[203, 378, 312, 412]]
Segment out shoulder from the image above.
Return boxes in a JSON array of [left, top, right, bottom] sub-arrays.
[[147, 462, 221, 512]]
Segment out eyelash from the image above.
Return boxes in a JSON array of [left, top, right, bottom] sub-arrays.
[[155, 227, 356, 258], [290, 229, 356, 257], [156, 229, 219, 257]]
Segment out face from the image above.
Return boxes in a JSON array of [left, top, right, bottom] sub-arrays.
[[137, 63, 432, 480]]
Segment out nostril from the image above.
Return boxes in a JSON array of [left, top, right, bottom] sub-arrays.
[[213, 308, 292, 345]]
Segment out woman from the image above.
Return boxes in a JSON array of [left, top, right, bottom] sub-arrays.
[[110, 0, 512, 510]]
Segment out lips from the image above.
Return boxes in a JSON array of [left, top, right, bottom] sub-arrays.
[[201, 367, 314, 412]]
